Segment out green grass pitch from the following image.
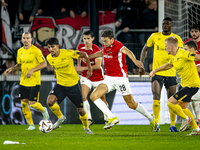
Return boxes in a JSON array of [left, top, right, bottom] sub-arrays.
[[0, 124, 199, 150]]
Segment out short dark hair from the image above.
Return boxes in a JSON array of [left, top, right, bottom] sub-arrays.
[[83, 30, 94, 37], [163, 17, 173, 23], [101, 29, 114, 39], [185, 40, 198, 50], [189, 24, 200, 31], [46, 37, 59, 45]]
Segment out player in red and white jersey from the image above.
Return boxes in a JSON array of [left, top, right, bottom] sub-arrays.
[[88, 29, 158, 130], [76, 30, 109, 126], [185, 40, 200, 126], [184, 24, 200, 51]]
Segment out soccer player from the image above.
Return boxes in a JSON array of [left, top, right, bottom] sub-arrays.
[[46, 37, 94, 134], [4, 32, 49, 130], [149, 37, 200, 136], [184, 40, 200, 126], [184, 25, 200, 124], [88, 29, 157, 131], [184, 24, 200, 51], [77, 30, 108, 126], [140, 17, 184, 132]]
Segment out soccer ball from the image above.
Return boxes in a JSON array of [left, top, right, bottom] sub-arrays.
[[39, 119, 53, 133]]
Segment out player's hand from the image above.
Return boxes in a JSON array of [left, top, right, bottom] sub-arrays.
[[86, 70, 92, 79], [74, 66, 84, 74], [149, 70, 156, 79], [38, 9, 43, 15], [135, 60, 144, 70], [139, 68, 145, 77], [3, 68, 12, 76], [26, 69, 34, 78]]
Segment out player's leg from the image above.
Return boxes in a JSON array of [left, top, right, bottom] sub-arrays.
[[123, 94, 157, 131], [29, 85, 49, 120], [90, 83, 116, 119], [151, 75, 163, 125], [80, 77, 93, 126], [47, 84, 66, 130], [100, 95, 109, 123], [67, 81, 94, 134], [19, 85, 35, 130], [167, 87, 199, 134], [165, 77, 178, 132], [191, 90, 200, 125]]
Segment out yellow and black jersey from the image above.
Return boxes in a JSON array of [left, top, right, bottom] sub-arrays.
[[17, 45, 45, 86], [169, 48, 200, 88], [47, 49, 80, 87], [147, 32, 183, 77]]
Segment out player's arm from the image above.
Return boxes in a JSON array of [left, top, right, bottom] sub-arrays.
[[149, 63, 173, 79], [88, 50, 103, 59], [3, 63, 21, 75], [26, 60, 47, 78], [139, 44, 150, 75], [194, 53, 200, 61], [196, 65, 200, 73], [79, 51, 92, 79], [121, 46, 144, 69]]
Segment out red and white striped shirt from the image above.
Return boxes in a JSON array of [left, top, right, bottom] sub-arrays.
[[103, 40, 128, 77], [78, 43, 104, 82]]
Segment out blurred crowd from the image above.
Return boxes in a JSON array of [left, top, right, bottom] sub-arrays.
[[0, 0, 158, 75]]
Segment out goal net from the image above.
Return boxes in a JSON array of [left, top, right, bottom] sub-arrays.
[[165, 0, 200, 41]]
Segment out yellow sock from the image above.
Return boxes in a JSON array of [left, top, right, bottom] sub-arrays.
[[167, 101, 187, 119], [49, 103, 63, 119], [30, 102, 45, 112], [21, 101, 33, 125], [153, 99, 160, 123], [79, 113, 88, 129], [183, 108, 198, 130], [169, 108, 176, 126]]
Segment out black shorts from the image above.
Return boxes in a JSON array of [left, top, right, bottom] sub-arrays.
[[151, 75, 177, 89], [173, 87, 199, 102], [19, 85, 40, 101], [50, 81, 83, 108]]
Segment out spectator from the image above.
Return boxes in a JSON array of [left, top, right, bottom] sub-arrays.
[[0, 46, 13, 74], [115, 0, 140, 43], [139, 0, 158, 44], [18, 0, 40, 24], [6, 0, 19, 29], [132, 66, 140, 75], [59, 0, 88, 19]]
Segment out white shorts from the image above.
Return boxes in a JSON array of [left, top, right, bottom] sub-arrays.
[[100, 75, 132, 96], [80, 76, 104, 89], [192, 89, 200, 101]]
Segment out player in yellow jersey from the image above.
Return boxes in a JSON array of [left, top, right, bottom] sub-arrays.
[[140, 17, 184, 132], [46, 37, 94, 134], [149, 37, 200, 136], [4, 32, 49, 130]]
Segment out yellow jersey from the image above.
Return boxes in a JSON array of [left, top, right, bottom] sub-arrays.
[[17, 45, 45, 86], [147, 32, 184, 76], [47, 49, 80, 87], [169, 48, 200, 88]]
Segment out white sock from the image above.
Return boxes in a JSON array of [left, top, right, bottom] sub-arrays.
[[103, 103, 109, 121], [136, 103, 153, 122], [83, 100, 92, 120], [94, 99, 115, 118], [192, 101, 200, 119]]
